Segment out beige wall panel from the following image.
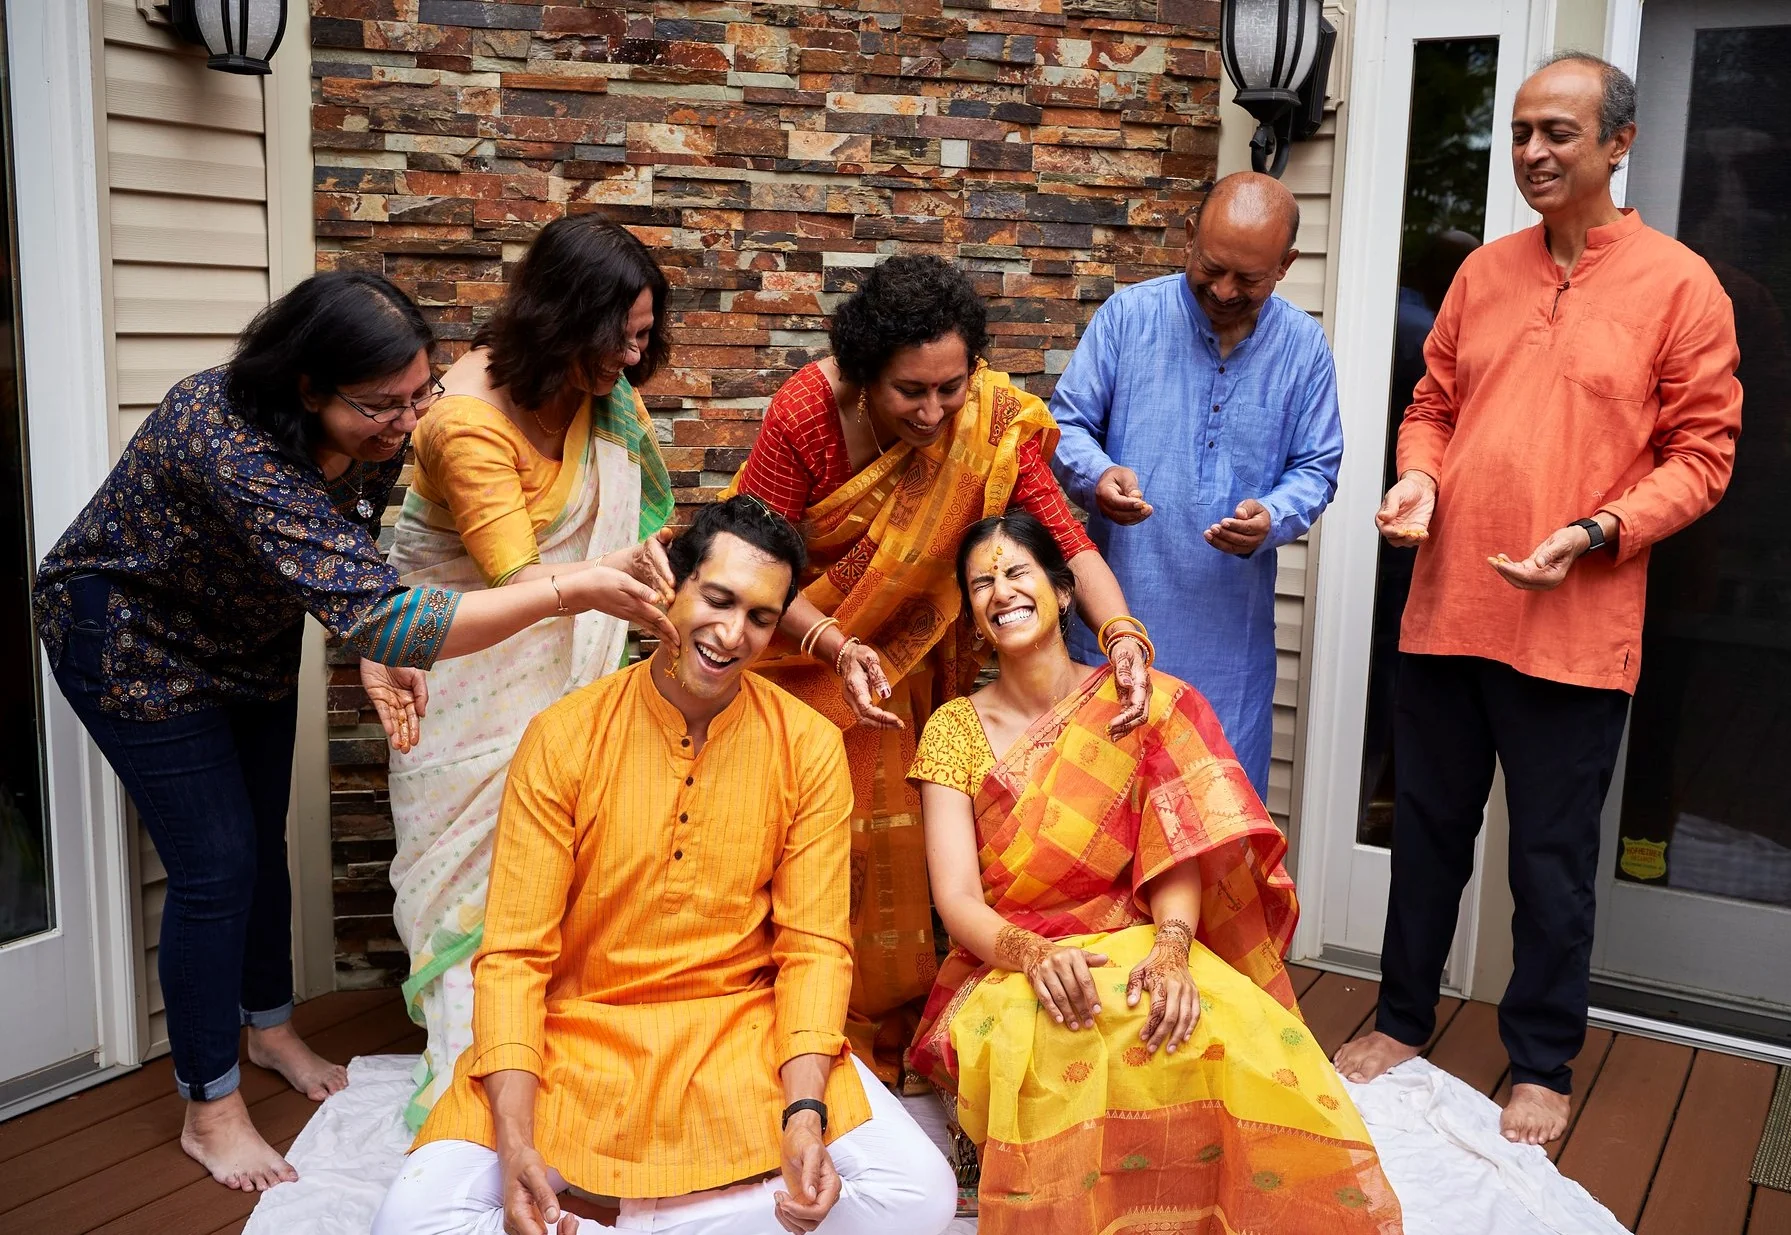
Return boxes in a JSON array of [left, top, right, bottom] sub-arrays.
[[104, 42, 265, 133], [100, 0, 186, 51], [114, 335, 240, 411], [109, 192, 270, 267], [106, 117, 266, 201], [112, 263, 270, 334]]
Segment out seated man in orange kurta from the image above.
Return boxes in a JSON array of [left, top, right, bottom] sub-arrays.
[[372, 496, 956, 1235]]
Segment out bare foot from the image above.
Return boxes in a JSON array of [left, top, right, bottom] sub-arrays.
[[246, 1021, 348, 1101], [1333, 1030, 1422, 1083], [180, 1091, 299, 1191], [1501, 1082, 1570, 1145]]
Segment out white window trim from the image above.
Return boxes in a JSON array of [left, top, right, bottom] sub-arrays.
[[11, 0, 140, 1087]]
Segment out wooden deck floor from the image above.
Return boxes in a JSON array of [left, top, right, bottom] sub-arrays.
[[0, 972, 1783, 1233]]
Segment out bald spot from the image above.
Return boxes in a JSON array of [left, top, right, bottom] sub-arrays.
[[1195, 171, 1300, 253], [1515, 59, 1607, 135]]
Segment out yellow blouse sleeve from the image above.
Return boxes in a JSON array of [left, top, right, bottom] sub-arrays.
[[908, 697, 995, 796], [411, 398, 541, 586]]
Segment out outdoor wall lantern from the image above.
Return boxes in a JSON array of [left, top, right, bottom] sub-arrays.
[[169, 0, 287, 75], [1220, 0, 1337, 178]]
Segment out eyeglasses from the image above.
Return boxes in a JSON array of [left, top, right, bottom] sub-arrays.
[[338, 378, 446, 426]]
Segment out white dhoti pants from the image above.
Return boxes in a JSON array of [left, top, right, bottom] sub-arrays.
[[371, 1056, 957, 1235]]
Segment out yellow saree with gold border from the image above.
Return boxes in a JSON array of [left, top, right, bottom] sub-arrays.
[[908, 669, 1403, 1234], [725, 364, 1055, 1080]]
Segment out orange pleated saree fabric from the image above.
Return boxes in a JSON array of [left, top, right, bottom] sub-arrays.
[[725, 364, 1057, 1080], [909, 669, 1403, 1234]]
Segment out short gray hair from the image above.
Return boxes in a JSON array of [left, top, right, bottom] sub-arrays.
[[1538, 50, 1637, 143]]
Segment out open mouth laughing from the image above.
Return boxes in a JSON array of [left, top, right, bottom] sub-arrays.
[[991, 604, 1035, 631], [690, 640, 739, 674]]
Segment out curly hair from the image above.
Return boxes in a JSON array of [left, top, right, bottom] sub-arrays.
[[827, 255, 988, 386], [227, 272, 432, 466], [475, 213, 670, 411]]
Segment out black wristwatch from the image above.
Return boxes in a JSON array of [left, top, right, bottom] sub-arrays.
[[782, 1098, 828, 1133], [1572, 518, 1609, 552]]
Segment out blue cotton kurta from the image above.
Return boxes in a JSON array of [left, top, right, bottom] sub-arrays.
[[1049, 275, 1343, 798]]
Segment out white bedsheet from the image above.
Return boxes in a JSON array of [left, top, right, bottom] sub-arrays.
[[247, 1054, 1626, 1235]]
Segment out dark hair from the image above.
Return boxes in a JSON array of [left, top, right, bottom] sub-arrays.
[[226, 272, 433, 465], [955, 512, 1076, 615], [476, 213, 671, 412], [1538, 51, 1637, 143], [828, 255, 988, 386], [667, 496, 808, 611]]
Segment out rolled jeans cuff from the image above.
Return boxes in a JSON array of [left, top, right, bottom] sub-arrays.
[[241, 1000, 293, 1030], [177, 1061, 242, 1103]]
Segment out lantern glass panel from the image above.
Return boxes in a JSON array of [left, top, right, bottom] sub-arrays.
[[194, 0, 282, 62], [1230, 0, 1321, 93]]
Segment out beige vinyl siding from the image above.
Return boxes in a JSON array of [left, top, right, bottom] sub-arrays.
[[95, 0, 275, 1058], [1219, 4, 1353, 844]]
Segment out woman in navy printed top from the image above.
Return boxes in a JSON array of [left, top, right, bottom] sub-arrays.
[[32, 272, 677, 1194]]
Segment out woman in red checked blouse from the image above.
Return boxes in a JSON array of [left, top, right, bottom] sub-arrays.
[[724, 255, 1151, 1085]]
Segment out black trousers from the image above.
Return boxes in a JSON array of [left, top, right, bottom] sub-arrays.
[[1375, 653, 1629, 1093]]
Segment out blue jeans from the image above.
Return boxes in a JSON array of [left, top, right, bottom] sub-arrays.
[[51, 574, 297, 1101]]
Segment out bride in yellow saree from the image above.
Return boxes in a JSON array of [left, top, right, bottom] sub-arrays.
[[909, 512, 1403, 1234]]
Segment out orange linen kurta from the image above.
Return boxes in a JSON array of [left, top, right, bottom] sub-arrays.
[[1397, 210, 1741, 692], [415, 659, 872, 1198]]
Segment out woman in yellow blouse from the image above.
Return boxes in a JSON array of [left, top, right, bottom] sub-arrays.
[[363, 215, 679, 1128], [906, 512, 1402, 1233]]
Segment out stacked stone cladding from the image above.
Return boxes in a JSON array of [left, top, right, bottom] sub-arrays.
[[314, 0, 1221, 987]]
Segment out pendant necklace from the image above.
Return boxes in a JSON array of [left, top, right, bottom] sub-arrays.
[[344, 464, 375, 521]]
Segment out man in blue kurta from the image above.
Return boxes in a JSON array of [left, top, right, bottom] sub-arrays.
[[1050, 172, 1343, 797]]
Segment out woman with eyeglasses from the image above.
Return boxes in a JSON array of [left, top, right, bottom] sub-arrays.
[[30, 271, 676, 1194], [362, 214, 681, 1132]]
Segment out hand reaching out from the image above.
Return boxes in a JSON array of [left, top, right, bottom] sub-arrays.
[[360, 659, 429, 754], [1489, 524, 1590, 591], [1106, 635, 1151, 739], [600, 527, 676, 606], [1204, 498, 1271, 556], [1094, 466, 1153, 525], [836, 639, 902, 730], [1376, 472, 1436, 547]]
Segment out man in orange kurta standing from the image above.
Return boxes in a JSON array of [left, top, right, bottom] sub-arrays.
[[1334, 52, 1742, 1146], [371, 497, 955, 1235]]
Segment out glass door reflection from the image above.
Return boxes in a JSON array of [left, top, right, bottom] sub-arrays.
[[1355, 38, 1499, 849]]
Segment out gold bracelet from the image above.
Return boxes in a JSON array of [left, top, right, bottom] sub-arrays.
[[548, 574, 569, 614], [1107, 630, 1155, 669], [1096, 614, 1147, 654], [833, 635, 862, 677], [800, 616, 839, 659]]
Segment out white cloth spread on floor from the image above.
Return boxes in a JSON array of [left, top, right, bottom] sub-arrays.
[[248, 1053, 1627, 1235]]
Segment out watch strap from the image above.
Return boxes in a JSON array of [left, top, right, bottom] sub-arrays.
[[782, 1098, 828, 1133], [1572, 517, 1607, 551]]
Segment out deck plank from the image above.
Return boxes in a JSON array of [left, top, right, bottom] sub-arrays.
[[0, 1009, 418, 1230], [1299, 972, 1381, 1058], [1636, 1051, 1777, 1235], [1288, 964, 1322, 1000], [1555, 1034, 1694, 1229], [0, 1000, 413, 1213], [1748, 1185, 1791, 1234], [0, 989, 391, 1166], [1424, 999, 1508, 1095]]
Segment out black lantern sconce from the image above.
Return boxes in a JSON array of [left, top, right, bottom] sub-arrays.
[[169, 0, 288, 75], [1220, 0, 1337, 178]]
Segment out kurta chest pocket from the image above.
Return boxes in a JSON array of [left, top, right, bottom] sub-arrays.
[[1225, 402, 1290, 492], [1564, 312, 1665, 403]]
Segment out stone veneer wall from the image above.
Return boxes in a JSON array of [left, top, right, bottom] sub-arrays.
[[314, 0, 1221, 987]]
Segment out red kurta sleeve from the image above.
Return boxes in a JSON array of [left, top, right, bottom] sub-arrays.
[[1011, 435, 1097, 558]]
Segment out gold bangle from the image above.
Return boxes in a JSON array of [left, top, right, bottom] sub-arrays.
[[833, 635, 862, 677], [1096, 615, 1147, 654], [800, 616, 839, 659], [1107, 630, 1155, 669], [548, 574, 569, 614]]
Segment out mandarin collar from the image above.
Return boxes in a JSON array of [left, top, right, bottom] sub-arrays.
[[638, 655, 748, 752], [1534, 208, 1645, 276], [1178, 275, 1276, 355]]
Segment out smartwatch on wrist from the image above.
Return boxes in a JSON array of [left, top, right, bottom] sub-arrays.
[[782, 1098, 828, 1133], [1572, 517, 1608, 552]]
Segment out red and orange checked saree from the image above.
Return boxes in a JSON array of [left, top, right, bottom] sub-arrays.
[[908, 668, 1402, 1235], [725, 363, 1070, 1081]]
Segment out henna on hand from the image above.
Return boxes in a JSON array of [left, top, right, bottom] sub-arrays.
[[994, 924, 1055, 977]]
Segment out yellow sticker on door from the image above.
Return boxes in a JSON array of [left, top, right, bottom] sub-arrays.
[[1619, 837, 1668, 881]]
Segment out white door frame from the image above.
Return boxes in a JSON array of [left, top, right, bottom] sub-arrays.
[[1293, 0, 1556, 989], [0, 0, 141, 1119]]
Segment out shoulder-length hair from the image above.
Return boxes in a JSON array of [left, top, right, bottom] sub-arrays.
[[475, 213, 671, 411], [226, 272, 433, 466]]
